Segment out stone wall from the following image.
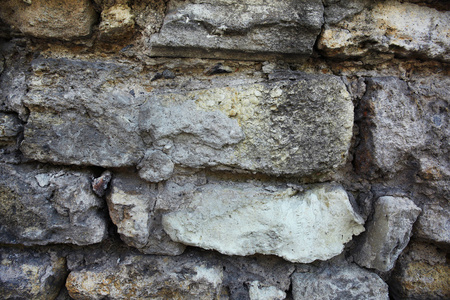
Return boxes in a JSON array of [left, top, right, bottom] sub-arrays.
[[0, 0, 449, 299]]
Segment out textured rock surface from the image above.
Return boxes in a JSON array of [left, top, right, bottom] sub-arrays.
[[21, 57, 145, 167], [318, 1, 450, 62], [0, 112, 21, 143], [248, 281, 286, 300], [292, 263, 389, 300], [163, 183, 365, 263], [99, 4, 135, 41], [0, 247, 68, 300], [354, 196, 421, 272], [107, 172, 186, 255], [356, 76, 449, 177], [0, 163, 107, 245], [0, 0, 97, 40], [415, 202, 450, 245], [66, 249, 294, 300], [140, 73, 353, 176], [389, 242, 450, 299], [149, 0, 324, 60]]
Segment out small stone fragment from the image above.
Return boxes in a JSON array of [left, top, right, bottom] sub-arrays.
[[0, 247, 68, 300], [162, 183, 365, 263], [99, 4, 135, 41], [162, 69, 176, 79], [0, 112, 22, 143], [415, 203, 450, 245], [354, 196, 421, 272], [92, 170, 112, 197], [292, 263, 389, 300], [205, 63, 233, 75], [248, 281, 286, 300], [138, 150, 174, 182]]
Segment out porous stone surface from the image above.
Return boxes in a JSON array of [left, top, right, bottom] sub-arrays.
[[353, 196, 421, 272], [140, 73, 353, 176], [149, 0, 324, 60], [389, 242, 450, 299], [21, 57, 145, 167], [66, 249, 294, 300], [356, 76, 449, 177], [0, 163, 107, 245], [0, 112, 21, 142], [248, 281, 286, 300], [414, 202, 450, 245], [0, 247, 68, 300], [318, 1, 450, 62], [99, 4, 135, 41], [163, 182, 365, 263], [0, 0, 97, 40], [106, 172, 186, 255], [292, 263, 389, 300]]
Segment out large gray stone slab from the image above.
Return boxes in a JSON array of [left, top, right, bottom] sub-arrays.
[[353, 196, 421, 272], [292, 263, 389, 300], [149, 0, 324, 61], [0, 247, 68, 300], [140, 72, 354, 177], [0, 163, 108, 246], [162, 182, 364, 263]]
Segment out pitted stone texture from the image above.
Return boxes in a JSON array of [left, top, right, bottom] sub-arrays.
[[354, 196, 421, 272], [248, 281, 286, 300], [318, 1, 450, 62], [140, 73, 353, 177], [0, 163, 107, 246], [163, 183, 364, 263], [99, 4, 135, 41], [292, 263, 389, 300], [356, 76, 450, 178], [138, 150, 175, 182], [0, 247, 68, 300], [415, 202, 450, 245], [66, 248, 294, 300], [106, 172, 186, 255], [389, 242, 450, 299], [149, 0, 324, 61], [0, 0, 97, 40], [66, 253, 225, 300], [21, 58, 145, 167], [0, 113, 21, 143]]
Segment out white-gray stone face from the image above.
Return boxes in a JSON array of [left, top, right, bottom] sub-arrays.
[[162, 183, 364, 263], [292, 263, 389, 300], [354, 196, 422, 272], [149, 0, 324, 61]]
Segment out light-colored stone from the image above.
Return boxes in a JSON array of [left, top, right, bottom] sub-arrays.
[[0, 0, 97, 40], [66, 253, 225, 300], [318, 1, 450, 62], [249, 281, 286, 300], [99, 4, 135, 40], [354, 196, 421, 272], [0, 247, 68, 300], [149, 0, 324, 61], [389, 242, 450, 299], [138, 150, 175, 182], [140, 73, 353, 177], [163, 183, 364, 263], [292, 263, 389, 300], [0, 163, 107, 246], [0, 112, 21, 142], [106, 172, 186, 255]]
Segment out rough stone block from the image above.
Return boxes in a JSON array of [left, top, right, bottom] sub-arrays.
[[389, 242, 450, 299], [355, 76, 449, 177], [99, 4, 135, 41], [140, 72, 353, 177], [292, 263, 389, 300], [354, 196, 421, 272], [0, 112, 21, 143], [318, 1, 450, 62], [149, 0, 324, 61], [106, 172, 186, 255], [21, 58, 145, 167], [0, 247, 68, 300], [0, 163, 108, 246], [0, 0, 97, 40], [415, 203, 450, 245], [163, 182, 364, 263]]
